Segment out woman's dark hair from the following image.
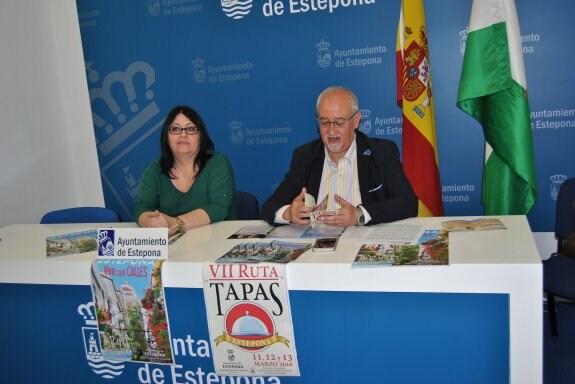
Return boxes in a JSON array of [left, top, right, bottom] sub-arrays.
[[159, 105, 214, 179]]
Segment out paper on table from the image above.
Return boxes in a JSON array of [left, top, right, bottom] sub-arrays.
[[267, 224, 310, 238], [442, 218, 506, 232], [228, 224, 275, 239], [341, 224, 423, 243], [266, 223, 344, 239]]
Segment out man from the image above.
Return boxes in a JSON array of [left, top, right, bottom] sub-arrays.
[[261, 86, 418, 227]]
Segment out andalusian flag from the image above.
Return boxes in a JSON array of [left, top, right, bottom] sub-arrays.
[[396, 0, 443, 217], [457, 0, 537, 215]]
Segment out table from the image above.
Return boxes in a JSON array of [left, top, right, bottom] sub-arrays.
[[0, 216, 542, 383]]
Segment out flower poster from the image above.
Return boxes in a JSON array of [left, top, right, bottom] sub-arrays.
[[90, 259, 173, 364], [203, 263, 300, 376]]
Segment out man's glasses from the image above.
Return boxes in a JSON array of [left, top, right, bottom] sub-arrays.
[[168, 125, 199, 135], [317, 111, 358, 129]]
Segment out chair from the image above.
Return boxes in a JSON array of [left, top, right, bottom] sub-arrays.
[[543, 177, 575, 336], [235, 191, 259, 220], [40, 207, 121, 224]]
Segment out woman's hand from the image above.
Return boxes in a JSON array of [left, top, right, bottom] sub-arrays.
[[138, 210, 179, 235]]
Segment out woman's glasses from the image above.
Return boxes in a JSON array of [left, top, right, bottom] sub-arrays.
[[168, 125, 199, 135]]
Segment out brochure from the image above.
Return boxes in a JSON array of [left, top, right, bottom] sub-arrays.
[[229, 222, 345, 239], [442, 218, 506, 232], [228, 224, 275, 239], [352, 229, 449, 267], [266, 224, 310, 238], [342, 224, 422, 244], [216, 240, 313, 264], [168, 230, 186, 244], [265, 223, 344, 239], [305, 193, 337, 225], [298, 222, 345, 238]]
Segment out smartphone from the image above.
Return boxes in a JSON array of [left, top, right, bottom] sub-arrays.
[[312, 237, 339, 252]]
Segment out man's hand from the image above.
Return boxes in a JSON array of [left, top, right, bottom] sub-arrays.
[[317, 194, 359, 227], [283, 188, 312, 225]]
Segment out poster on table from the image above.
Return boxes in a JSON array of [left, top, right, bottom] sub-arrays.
[[352, 229, 449, 268], [90, 228, 174, 364], [203, 262, 300, 376]]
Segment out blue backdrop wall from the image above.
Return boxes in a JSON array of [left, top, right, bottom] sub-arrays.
[[76, 0, 575, 232]]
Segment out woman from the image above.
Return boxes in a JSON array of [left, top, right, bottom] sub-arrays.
[[134, 105, 237, 235]]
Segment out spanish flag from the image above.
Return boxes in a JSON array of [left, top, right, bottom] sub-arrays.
[[396, 0, 443, 217]]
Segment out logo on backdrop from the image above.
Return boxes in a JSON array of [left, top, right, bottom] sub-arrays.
[[78, 8, 100, 29], [262, 0, 375, 17], [229, 119, 292, 146], [316, 39, 331, 68], [191, 58, 254, 84], [221, 0, 253, 19], [459, 25, 540, 56], [373, 115, 402, 137], [230, 120, 243, 145], [550, 174, 567, 200], [86, 60, 164, 220], [316, 39, 385, 69], [359, 109, 372, 135], [148, 0, 160, 16], [78, 302, 126, 379], [459, 27, 468, 56], [148, 0, 202, 17], [531, 108, 575, 131], [87, 61, 160, 157], [193, 57, 206, 83], [521, 31, 540, 55], [442, 183, 475, 204]]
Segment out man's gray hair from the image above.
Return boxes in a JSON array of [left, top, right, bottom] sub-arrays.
[[316, 86, 359, 114]]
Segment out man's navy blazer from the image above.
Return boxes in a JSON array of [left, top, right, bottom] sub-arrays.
[[260, 131, 418, 225]]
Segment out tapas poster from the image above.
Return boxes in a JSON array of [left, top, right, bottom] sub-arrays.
[[203, 262, 300, 376]]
